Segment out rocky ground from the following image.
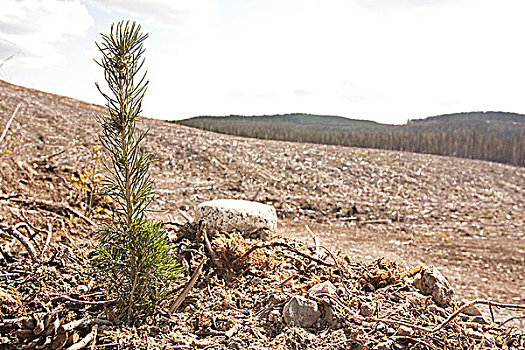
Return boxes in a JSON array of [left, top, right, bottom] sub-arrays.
[[0, 79, 524, 348]]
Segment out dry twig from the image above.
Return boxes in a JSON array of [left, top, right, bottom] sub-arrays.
[[335, 296, 525, 334], [90, 325, 98, 350], [0, 223, 38, 262], [169, 257, 206, 313], [360, 219, 391, 225], [53, 294, 116, 305], [432, 299, 525, 333], [305, 225, 320, 258], [486, 315, 525, 331], [61, 318, 112, 332], [40, 223, 52, 258], [177, 209, 194, 224], [16, 198, 95, 226], [0, 103, 21, 144], [201, 227, 218, 266], [320, 246, 352, 295]]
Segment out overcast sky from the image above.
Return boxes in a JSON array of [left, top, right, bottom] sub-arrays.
[[2, 0, 525, 124]]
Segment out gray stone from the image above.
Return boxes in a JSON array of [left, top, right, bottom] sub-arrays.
[[196, 199, 277, 237], [321, 302, 337, 326], [472, 316, 490, 324], [458, 301, 490, 324], [282, 296, 321, 328], [459, 299, 483, 316], [404, 291, 426, 308], [413, 265, 454, 307], [360, 302, 375, 317]]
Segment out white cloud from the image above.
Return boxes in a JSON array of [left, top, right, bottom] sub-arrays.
[[4, 0, 525, 123], [0, 0, 93, 68], [354, 0, 474, 13], [85, 0, 220, 30]]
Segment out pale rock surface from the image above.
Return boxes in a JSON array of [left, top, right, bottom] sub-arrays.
[[413, 265, 454, 307], [196, 199, 277, 237], [309, 281, 337, 296], [282, 296, 321, 328], [267, 309, 282, 323]]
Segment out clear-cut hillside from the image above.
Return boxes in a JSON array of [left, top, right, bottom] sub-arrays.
[[1, 80, 524, 344]]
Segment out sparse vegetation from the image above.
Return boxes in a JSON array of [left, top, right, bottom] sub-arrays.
[[91, 20, 182, 321], [70, 141, 103, 217], [0, 129, 18, 155]]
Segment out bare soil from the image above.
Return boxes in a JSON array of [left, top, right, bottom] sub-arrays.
[[0, 79, 524, 348]]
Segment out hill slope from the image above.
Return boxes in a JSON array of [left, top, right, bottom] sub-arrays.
[[177, 112, 525, 166], [0, 80, 524, 343]]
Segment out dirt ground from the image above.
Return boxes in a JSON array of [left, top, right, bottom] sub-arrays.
[[0, 79, 524, 344]]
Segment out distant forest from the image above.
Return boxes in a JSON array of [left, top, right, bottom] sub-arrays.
[[175, 112, 525, 167]]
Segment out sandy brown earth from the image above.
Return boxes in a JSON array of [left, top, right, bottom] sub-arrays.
[[0, 79, 524, 346]]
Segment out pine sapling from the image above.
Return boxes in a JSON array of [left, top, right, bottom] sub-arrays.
[[92, 20, 182, 321]]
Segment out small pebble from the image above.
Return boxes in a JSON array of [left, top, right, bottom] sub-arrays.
[[398, 325, 414, 337], [360, 302, 375, 317], [268, 309, 281, 323]]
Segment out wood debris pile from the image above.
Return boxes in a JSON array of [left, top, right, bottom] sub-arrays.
[[3, 217, 523, 349]]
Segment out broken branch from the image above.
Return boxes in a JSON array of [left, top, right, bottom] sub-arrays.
[[430, 299, 525, 333]]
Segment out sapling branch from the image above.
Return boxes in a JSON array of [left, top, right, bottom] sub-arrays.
[[92, 20, 182, 321]]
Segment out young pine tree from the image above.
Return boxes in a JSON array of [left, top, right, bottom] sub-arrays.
[[92, 20, 181, 321]]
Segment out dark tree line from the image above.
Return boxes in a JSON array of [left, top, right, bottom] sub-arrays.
[[176, 112, 525, 167]]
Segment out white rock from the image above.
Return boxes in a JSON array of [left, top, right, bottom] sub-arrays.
[[309, 281, 337, 296], [196, 199, 277, 237], [413, 265, 454, 307], [283, 296, 321, 328]]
